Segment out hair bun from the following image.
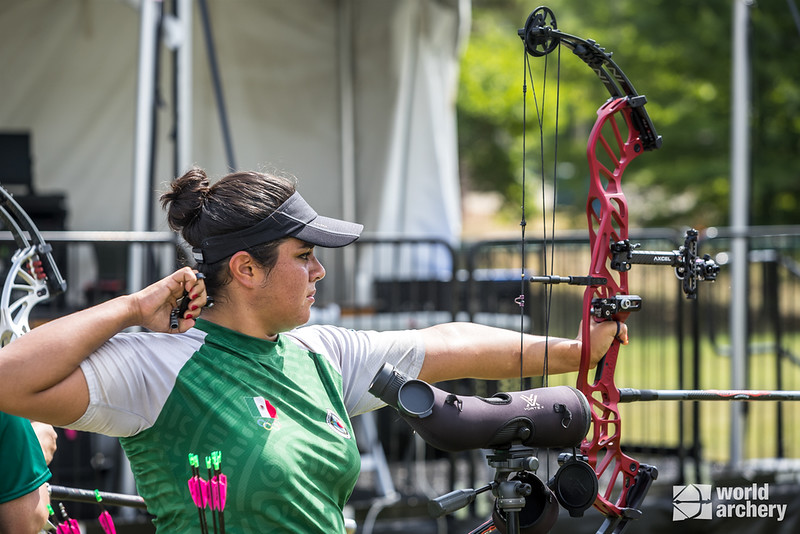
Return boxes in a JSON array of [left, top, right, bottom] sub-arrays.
[[161, 167, 211, 231]]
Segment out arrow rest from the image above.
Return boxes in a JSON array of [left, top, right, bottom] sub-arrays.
[[590, 295, 643, 320]]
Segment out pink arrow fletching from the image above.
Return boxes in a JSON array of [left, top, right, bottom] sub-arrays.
[[210, 476, 220, 511], [218, 474, 227, 510], [98, 510, 116, 534], [188, 477, 205, 508], [200, 477, 210, 508]]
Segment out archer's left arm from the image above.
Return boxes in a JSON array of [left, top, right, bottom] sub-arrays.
[[417, 321, 626, 384]]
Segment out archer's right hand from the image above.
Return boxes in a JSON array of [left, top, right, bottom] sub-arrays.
[[128, 267, 207, 333]]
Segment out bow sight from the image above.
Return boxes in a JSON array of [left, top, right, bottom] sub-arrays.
[[609, 229, 720, 299]]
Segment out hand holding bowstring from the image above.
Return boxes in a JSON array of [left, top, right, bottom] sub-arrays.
[[126, 267, 207, 333]]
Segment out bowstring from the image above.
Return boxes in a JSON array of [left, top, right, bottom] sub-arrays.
[[520, 42, 561, 392], [545, 44, 562, 388], [519, 47, 528, 392]]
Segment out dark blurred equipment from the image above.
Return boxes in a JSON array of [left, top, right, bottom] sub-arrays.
[[0, 132, 68, 230], [0, 132, 35, 192], [370, 365, 598, 534], [369, 363, 591, 452]]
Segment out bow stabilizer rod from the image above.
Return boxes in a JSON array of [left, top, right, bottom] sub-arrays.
[[619, 388, 800, 402]]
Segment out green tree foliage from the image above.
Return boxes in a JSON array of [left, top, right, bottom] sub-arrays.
[[750, 3, 800, 224], [457, 0, 800, 229]]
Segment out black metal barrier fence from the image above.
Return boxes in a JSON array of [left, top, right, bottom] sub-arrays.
[[5, 227, 800, 523]]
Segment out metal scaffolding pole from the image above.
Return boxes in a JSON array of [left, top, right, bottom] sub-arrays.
[[729, 0, 753, 469]]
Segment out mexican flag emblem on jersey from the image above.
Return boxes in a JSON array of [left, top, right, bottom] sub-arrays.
[[246, 396, 277, 417], [244, 396, 280, 432]]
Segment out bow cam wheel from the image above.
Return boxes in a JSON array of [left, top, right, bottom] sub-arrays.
[[520, 6, 559, 57]]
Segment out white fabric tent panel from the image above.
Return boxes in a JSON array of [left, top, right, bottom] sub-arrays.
[[0, 0, 139, 230], [0, 0, 464, 248]]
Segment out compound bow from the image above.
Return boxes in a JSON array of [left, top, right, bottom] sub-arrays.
[[518, 7, 719, 534], [0, 185, 67, 345]]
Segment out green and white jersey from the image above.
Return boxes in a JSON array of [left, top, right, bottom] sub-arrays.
[[67, 319, 424, 533]]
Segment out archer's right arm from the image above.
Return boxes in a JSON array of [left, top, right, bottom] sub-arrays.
[[0, 267, 205, 426]]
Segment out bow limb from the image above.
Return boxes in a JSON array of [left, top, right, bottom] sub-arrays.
[[520, 6, 662, 151]]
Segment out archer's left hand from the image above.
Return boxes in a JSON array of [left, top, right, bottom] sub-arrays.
[[580, 320, 628, 368]]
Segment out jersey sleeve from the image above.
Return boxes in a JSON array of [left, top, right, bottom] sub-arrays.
[[65, 329, 205, 437], [284, 325, 425, 416], [0, 414, 50, 503]]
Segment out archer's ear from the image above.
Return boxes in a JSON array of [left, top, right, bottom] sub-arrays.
[[227, 251, 260, 288]]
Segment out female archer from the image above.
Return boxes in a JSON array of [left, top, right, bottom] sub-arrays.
[[0, 167, 625, 533]]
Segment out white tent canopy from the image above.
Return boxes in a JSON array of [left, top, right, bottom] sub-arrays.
[[0, 0, 467, 295]]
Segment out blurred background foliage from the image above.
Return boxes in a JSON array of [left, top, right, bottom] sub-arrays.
[[456, 0, 800, 230]]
